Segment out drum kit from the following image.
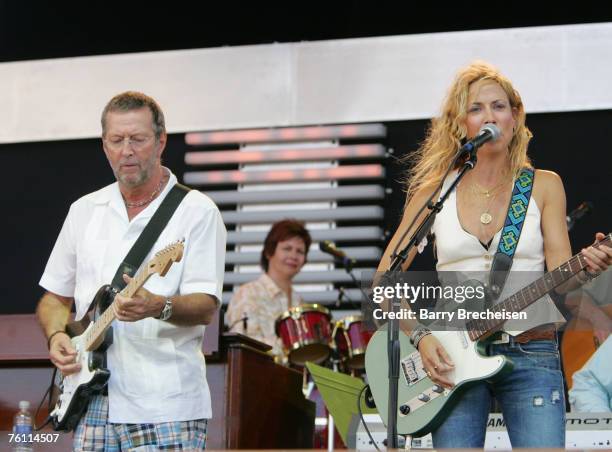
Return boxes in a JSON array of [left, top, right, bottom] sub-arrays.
[[275, 303, 374, 448], [274, 303, 373, 374]]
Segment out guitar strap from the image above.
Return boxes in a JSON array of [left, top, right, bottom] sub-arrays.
[[109, 183, 190, 293], [103, 183, 190, 382], [487, 168, 535, 299], [74, 183, 190, 327], [57, 182, 190, 405]]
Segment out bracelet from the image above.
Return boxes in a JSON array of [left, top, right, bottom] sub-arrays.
[[413, 330, 432, 350], [410, 326, 432, 349], [409, 326, 425, 344], [47, 330, 68, 350]]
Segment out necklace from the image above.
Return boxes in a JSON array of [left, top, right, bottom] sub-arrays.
[[124, 175, 166, 209], [480, 210, 494, 225], [471, 178, 509, 198], [468, 175, 511, 224], [474, 182, 504, 225]]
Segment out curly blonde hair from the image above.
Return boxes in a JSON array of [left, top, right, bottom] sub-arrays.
[[404, 61, 533, 201]]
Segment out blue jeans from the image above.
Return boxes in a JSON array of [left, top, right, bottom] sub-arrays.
[[432, 338, 565, 448]]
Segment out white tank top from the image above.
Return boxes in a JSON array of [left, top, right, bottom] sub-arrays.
[[431, 171, 565, 333]]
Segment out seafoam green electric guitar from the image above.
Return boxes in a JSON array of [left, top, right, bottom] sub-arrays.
[[365, 233, 610, 436]]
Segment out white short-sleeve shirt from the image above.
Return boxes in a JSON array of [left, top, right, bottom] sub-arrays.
[[40, 170, 226, 423]]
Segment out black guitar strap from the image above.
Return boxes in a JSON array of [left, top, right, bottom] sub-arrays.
[[57, 182, 190, 408], [90, 183, 190, 316], [110, 183, 190, 292]]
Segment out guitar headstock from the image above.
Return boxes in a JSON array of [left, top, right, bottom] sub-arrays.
[[147, 239, 185, 277], [592, 233, 612, 250]]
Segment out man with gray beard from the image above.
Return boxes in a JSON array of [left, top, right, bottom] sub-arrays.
[[37, 91, 226, 450]]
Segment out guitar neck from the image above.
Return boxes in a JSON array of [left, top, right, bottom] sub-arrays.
[[468, 234, 611, 341], [84, 268, 153, 351]]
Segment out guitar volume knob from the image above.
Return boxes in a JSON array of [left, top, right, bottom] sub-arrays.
[[417, 393, 430, 402], [399, 404, 411, 415]]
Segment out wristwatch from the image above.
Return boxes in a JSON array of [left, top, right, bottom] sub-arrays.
[[157, 297, 173, 321]]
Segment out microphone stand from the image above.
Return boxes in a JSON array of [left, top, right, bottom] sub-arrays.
[[335, 257, 375, 310], [382, 150, 478, 448], [227, 313, 248, 332]]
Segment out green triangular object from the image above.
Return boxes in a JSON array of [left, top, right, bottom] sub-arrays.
[[306, 362, 377, 445]]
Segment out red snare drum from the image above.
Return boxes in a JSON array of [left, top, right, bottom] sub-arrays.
[[275, 304, 332, 366], [333, 315, 373, 369]]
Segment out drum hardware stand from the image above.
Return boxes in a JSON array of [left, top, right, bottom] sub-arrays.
[[336, 286, 347, 307], [327, 357, 341, 452], [302, 367, 315, 398]]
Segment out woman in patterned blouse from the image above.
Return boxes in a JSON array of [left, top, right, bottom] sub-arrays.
[[226, 219, 312, 356]]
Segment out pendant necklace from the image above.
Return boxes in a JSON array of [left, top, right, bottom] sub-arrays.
[[471, 177, 510, 225]]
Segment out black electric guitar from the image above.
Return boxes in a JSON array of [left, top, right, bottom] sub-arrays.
[[50, 240, 184, 431]]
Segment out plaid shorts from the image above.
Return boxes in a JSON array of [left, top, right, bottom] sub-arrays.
[[73, 394, 207, 451]]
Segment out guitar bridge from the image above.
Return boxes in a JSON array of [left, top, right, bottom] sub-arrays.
[[400, 351, 428, 386]]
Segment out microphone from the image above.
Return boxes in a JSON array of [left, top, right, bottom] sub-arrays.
[[319, 241, 356, 270], [567, 201, 593, 231], [228, 313, 249, 332], [459, 124, 501, 155]]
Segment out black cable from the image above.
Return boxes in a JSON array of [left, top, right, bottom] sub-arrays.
[[357, 384, 381, 452], [33, 367, 56, 431]]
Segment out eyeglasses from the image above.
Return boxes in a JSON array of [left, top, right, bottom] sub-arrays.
[[104, 135, 154, 151]]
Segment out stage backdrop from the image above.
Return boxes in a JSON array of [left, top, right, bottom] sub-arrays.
[[2, 110, 610, 314]]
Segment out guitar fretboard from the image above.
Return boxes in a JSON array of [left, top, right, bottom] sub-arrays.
[[84, 266, 153, 351], [467, 233, 611, 341]]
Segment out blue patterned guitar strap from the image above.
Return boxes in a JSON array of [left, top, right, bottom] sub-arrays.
[[488, 167, 535, 299]]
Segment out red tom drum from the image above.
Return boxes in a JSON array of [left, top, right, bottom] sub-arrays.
[[275, 304, 332, 366], [332, 315, 373, 369]]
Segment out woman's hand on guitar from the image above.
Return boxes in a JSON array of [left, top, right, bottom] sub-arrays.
[[582, 232, 612, 275], [418, 335, 455, 389], [113, 274, 165, 322], [49, 332, 81, 376]]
